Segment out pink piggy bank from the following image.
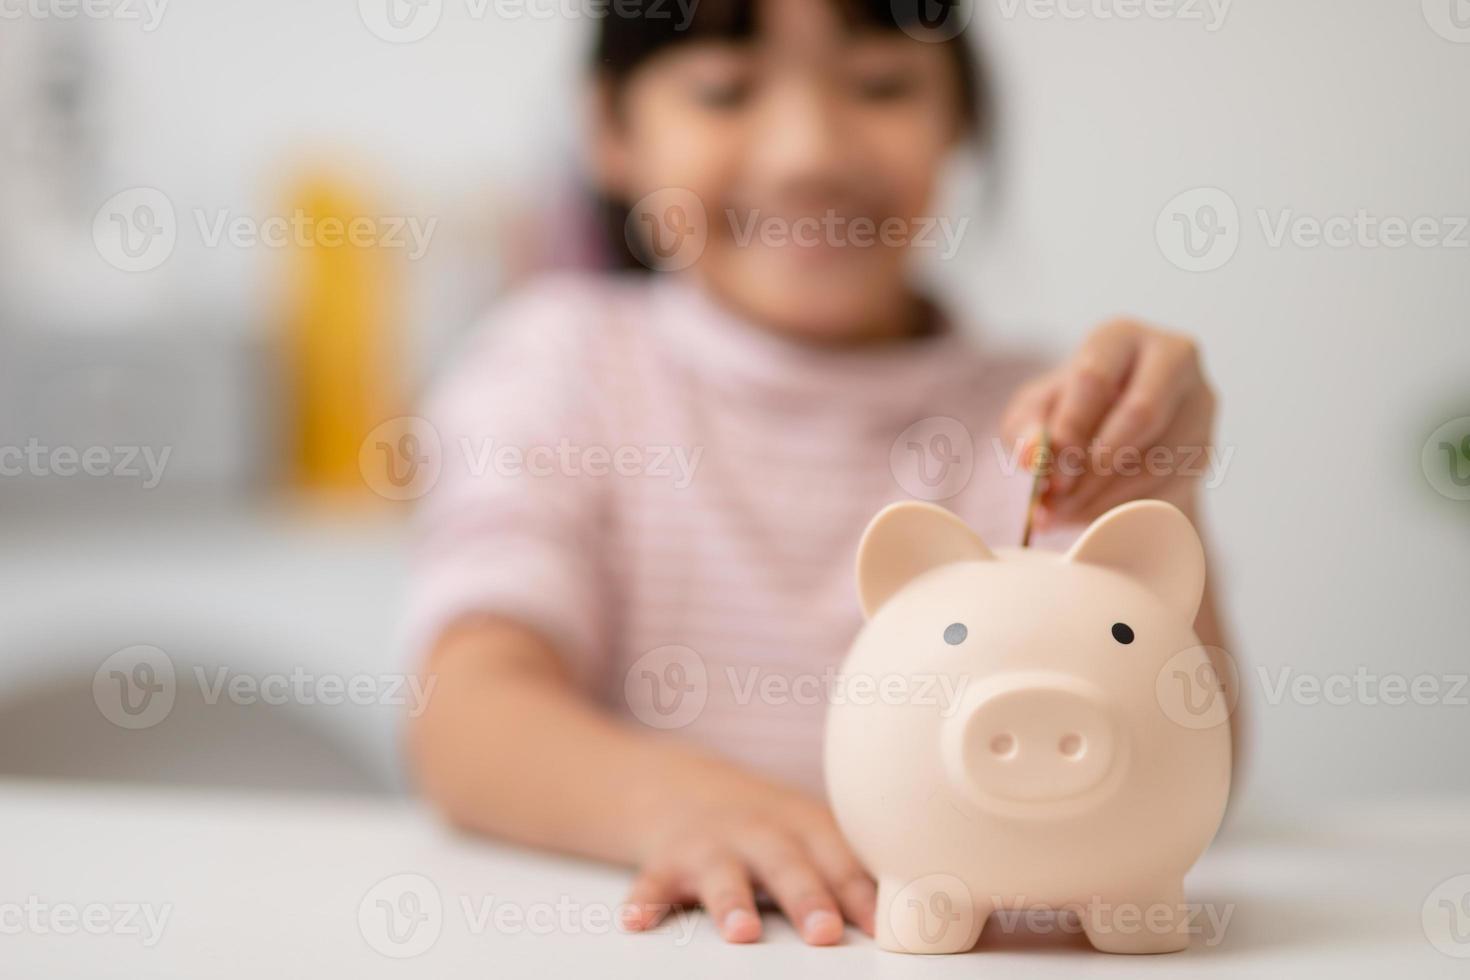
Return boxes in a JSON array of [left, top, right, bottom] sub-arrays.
[[825, 499, 1231, 955]]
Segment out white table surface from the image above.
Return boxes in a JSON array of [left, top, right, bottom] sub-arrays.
[[7, 779, 1467, 978]]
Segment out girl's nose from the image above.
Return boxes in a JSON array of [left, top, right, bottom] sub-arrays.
[[745, 82, 849, 190]]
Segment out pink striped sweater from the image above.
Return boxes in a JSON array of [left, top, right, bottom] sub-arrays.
[[407, 273, 1055, 795]]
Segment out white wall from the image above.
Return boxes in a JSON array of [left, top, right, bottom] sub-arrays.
[[13, 1, 1469, 816]]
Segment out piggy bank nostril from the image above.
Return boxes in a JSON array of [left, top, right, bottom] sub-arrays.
[[1058, 734, 1085, 759], [989, 733, 1017, 759]]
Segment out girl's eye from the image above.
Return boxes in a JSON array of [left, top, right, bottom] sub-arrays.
[[851, 72, 917, 102], [1111, 623, 1135, 645], [692, 78, 753, 110], [943, 623, 968, 645]]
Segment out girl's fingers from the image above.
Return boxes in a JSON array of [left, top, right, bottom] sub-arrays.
[[622, 868, 681, 932], [693, 856, 762, 943], [742, 833, 845, 946], [1092, 337, 1198, 456], [802, 830, 876, 936], [1046, 325, 1141, 494], [1000, 374, 1061, 448], [823, 869, 876, 937], [1040, 471, 1169, 527], [1062, 356, 1203, 516]]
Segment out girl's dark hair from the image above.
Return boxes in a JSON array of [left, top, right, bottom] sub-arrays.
[[590, 0, 990, 271]]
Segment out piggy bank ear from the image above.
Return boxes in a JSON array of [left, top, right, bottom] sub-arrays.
[[857, 502, 993, 618], [1065, 500, 1206, 619]]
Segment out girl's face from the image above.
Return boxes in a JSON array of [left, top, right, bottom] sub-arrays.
[[597, 0, 967, 343]]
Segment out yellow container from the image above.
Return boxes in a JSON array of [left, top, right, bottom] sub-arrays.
[[283, 177, 402, 497]]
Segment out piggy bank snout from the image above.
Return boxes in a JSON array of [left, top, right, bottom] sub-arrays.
[[947, 676, 1122, 810]]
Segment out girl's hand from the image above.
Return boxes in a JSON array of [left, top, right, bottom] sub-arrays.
[[1002, 319, 1217, 527], [620, 770, 875, 946]]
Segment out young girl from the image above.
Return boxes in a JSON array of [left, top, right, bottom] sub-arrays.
[[408, 0, 1224, 947]]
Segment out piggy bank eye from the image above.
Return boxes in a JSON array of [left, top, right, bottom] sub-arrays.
[[943, 623, 968, 645], [1111, 622, 1135, 645]]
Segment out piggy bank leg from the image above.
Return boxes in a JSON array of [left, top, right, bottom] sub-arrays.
[[875, 875, 987, 954], [1082, 880, 1190, 954]]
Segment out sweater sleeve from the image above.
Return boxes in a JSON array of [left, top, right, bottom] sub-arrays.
[[403, 279, 612, 691]]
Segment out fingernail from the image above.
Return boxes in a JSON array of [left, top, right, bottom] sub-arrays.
[[802, 910, 843, 944], [722, 909, 760, 943]]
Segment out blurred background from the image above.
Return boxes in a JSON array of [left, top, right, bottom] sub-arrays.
[[0, 0, 1466, 825]]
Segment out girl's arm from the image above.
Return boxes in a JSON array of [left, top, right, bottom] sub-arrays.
[[409, 616, 874, 945]]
